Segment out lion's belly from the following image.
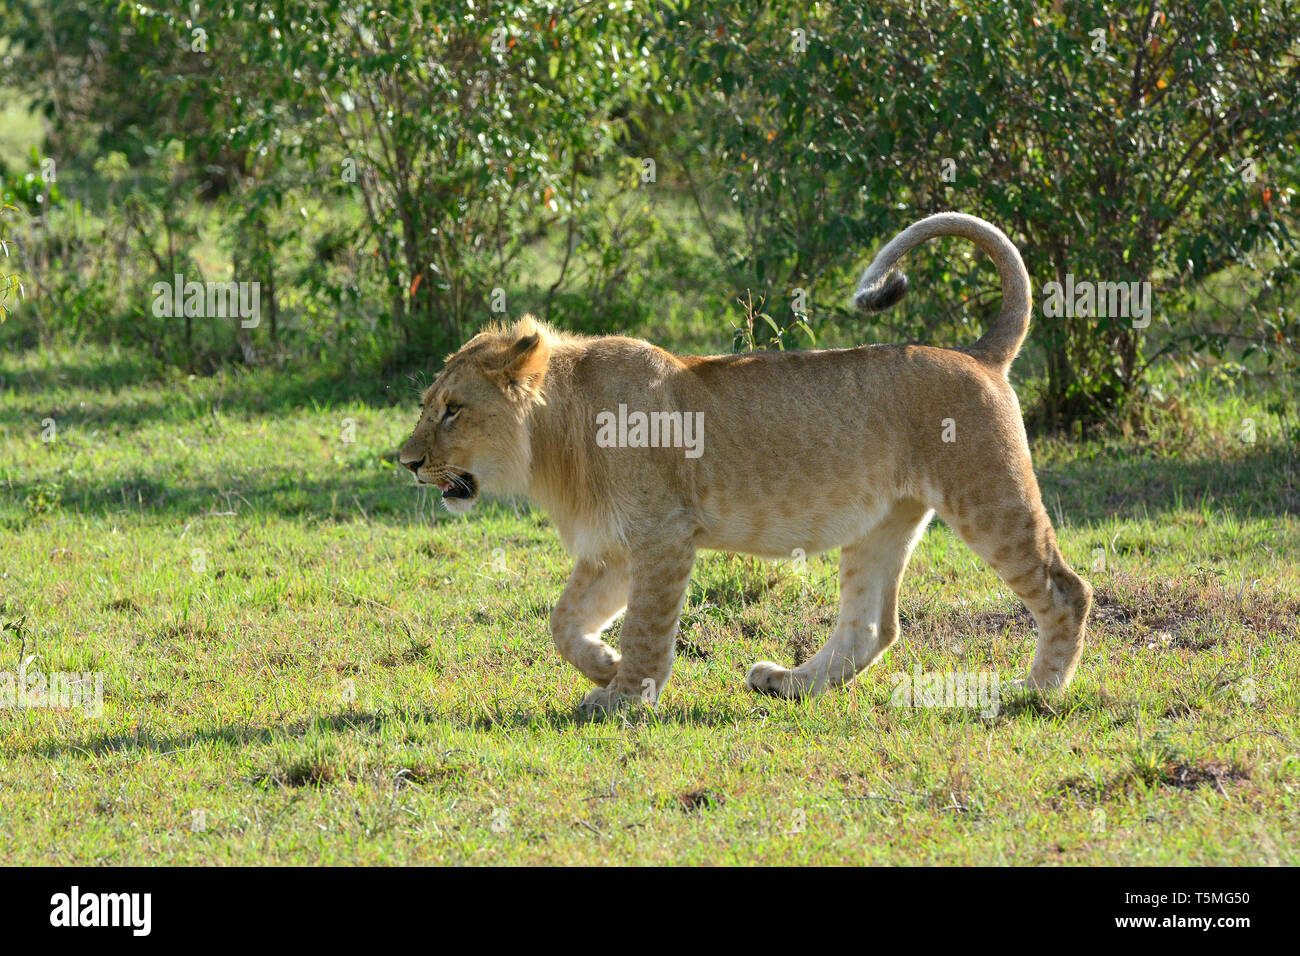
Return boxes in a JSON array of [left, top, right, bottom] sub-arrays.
[[694, 498, 889, 558]]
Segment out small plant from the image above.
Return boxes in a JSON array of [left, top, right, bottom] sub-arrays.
[[731, 290, 815, 353], [1125, 733, 1182, 790], [1191, 565, 1228, 587], [2, 614, 28, 642], [0, 201, 22, 322], [23, 481, 63, 518], [2, 614, 31, 665], [252, 734, 356, 789], [0, 151, 63, 217]]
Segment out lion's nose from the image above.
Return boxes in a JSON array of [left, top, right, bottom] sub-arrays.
[[401, 456, 424, 474]]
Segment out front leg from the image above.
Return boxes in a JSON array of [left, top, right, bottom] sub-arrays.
[[579, 537, 696, 715], [550, 555, 630, 686]]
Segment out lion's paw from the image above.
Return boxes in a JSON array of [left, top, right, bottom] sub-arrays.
[[746, 661, 810, 700], [577, 684, 635, 717], [1005, 674, 1068, 695]]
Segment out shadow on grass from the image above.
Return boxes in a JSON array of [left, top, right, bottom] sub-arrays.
[[1036, 444, 1299, 521], [22, 708, 445, 760], [2, 467, 476, 527], [24, 700, 776, 762], [0, 353, 170, 396], [0, 361, 415, 431], [17, 657, 1176, 764], [456, 698, 778, 733]]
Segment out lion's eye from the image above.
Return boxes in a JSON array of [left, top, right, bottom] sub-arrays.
[[442, 404, 462, 422]]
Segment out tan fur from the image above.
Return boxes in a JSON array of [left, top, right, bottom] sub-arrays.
[[399, 213, 1092, 712]]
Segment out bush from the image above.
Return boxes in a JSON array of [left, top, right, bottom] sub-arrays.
[[654, 0, 1300, 429]]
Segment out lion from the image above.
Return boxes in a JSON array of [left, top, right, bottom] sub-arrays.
[[399, 212, 1093, 713]]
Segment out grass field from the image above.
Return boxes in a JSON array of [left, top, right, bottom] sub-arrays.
[[1, 340, 1297, 865]]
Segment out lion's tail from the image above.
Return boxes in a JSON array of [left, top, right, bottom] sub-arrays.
[[852, 212, 1031, 374]]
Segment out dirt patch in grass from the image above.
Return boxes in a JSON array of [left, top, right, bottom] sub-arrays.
[[787, 630, 822, 665], [976, 605, 1034, 627], [392, 763, 467, 788], [901, 580, 1296, 655], [157, 620, 222, 643], [678, 788, 725, 813], [1058, 757, 1249, 804], [250, 739, 363, 788], [675, 633, 711, 660], [1090, 590, 1134, 626], [1091, 581, 1299, 647], [758, 609, 835, 664], [1163, 759, 1249, 790], [379, 640, 433, 667], [252, 756, 356, 788], [901, 603, 1034, 647], [418, 540, 458, 561], [117, 477, 169, 508]]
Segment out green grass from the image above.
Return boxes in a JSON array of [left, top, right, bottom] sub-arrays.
[[0, 341, 1297, 864]]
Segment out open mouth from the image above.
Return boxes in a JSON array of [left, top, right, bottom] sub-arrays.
[[436, 471, 478, 500]]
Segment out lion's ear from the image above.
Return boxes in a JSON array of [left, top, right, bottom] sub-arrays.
[[486, 329, 550, 392]]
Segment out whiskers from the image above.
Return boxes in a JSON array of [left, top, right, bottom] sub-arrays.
[[424, 464, 474, 496]]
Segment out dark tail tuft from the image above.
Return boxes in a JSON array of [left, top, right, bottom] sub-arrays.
[[850, 213, 1031, 373], [852, 270, 909, 313]]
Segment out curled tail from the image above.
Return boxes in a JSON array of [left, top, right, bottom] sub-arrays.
[[852, 212, 1031, 373]]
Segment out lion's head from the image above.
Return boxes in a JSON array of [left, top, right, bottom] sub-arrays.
[[398, 317, 551, 514]]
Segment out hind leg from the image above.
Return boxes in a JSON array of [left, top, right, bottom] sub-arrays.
[[940, 488, 1092, 689], [747, 501, 932, 699]]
